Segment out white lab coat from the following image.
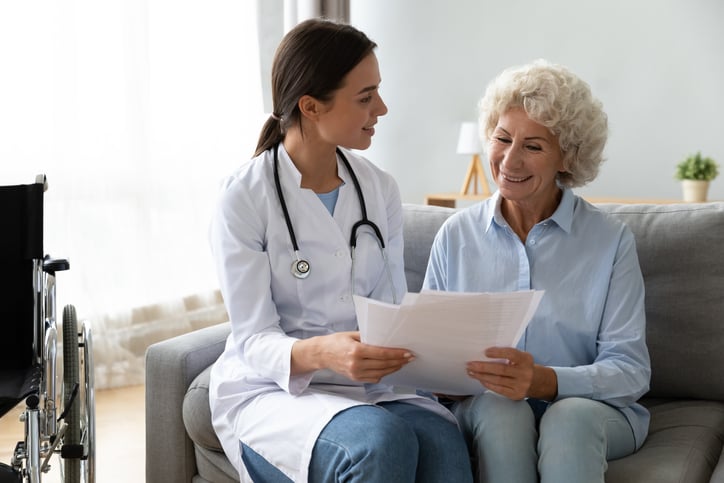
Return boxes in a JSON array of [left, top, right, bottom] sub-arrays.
[[209, 145, 455, 482]]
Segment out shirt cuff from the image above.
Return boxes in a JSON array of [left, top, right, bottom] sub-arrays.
[[288, 371, 315, 396], [552, 366, 593, 400]]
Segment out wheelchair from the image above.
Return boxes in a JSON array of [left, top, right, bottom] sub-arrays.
[[0, 175, 95, 483]]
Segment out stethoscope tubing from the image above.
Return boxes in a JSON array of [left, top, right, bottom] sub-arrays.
[[273, 143, 383, 263], [273, 143, 385, 252], [272, 143, 397, 303]]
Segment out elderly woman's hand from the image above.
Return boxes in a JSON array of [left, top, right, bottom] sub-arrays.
[[466, 347, 558, 401]]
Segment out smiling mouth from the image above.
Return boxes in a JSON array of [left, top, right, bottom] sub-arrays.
[[502, 174, 532, 183]]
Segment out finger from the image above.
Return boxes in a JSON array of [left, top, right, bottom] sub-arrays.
[[345, 352, 413, 378], [353, 363, 408, 382], [473, 371, 515, 388], [484, 346, 520, 361], [467, 360, 511, 376], [357, 357, 413, 372], [480, 381, 526, 400], [468, 361, 533, 401], [472, 369, 526, 396], [360, 344, 415, 361]]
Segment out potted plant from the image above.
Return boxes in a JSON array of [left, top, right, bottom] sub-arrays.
[[675, 152, 719, 202]]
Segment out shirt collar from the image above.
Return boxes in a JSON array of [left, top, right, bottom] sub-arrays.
[[277, 143, 351, 188], [487, 187, 575, 234], [551, 188, 575, 233], [276, 143, 303, 187], [485, 192, 502, 232]]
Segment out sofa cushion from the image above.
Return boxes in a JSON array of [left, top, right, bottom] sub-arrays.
[[183, 365, 223, 452], [184, 365, 240, 482], [598, 203, 724, 400], [194, 446, 239, 483], [606, 399, 724, 482]]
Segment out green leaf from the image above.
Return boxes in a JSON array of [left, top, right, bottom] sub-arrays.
[[674, 151, 719, 181]]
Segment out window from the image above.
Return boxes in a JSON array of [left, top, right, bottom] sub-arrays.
[[0, 1, 267, 387]]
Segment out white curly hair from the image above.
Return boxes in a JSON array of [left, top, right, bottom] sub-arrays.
[[478, 59, 608, 188]]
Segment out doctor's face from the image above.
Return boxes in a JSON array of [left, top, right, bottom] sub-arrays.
[[316, 53, 388, 150]]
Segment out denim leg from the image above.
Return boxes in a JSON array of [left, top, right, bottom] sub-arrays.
[[308, 404, 418, 483], [537, 397, 636, 483], [240, 442, 293, 483], [380, 401, 473, 483], [454, 392, 538, 483]]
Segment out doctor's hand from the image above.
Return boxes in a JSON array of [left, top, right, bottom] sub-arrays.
[[291, 331, 414, 383], [465, 347, 558, 401]]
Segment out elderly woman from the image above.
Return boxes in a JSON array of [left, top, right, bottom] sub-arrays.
[[423, 59, 651, 482]]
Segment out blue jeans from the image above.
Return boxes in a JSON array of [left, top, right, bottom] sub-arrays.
[[453, 392, 636, 483], [241, 401, 473, 482]]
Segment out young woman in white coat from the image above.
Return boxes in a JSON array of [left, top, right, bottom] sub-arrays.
[[208, 19, 472, 483]]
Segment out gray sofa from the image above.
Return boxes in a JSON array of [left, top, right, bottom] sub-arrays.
[[146, 201, 724, 483]]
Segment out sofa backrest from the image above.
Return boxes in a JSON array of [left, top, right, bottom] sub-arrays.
[[599, 202, 724, 400], [402, 201, 724, 401], [402, 204, 456, 293]]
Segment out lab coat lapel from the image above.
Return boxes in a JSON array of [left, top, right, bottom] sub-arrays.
[[275, 144, 348, 249]]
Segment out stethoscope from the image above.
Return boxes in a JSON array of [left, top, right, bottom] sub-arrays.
[[273, 143, 397, 303]]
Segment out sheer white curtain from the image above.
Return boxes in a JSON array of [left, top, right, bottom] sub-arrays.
[[0, 1, 265, 387]]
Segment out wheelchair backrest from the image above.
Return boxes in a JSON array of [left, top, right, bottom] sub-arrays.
[[0, 181, 44, 370]]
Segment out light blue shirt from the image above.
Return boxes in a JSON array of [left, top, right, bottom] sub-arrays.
[[423, 188, 651, 448], [317, 185, 341, 216]]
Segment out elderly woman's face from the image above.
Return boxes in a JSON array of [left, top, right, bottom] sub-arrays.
[[488, 107, 563, 206]]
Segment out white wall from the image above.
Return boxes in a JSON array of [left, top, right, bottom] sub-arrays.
[[351, 0, 724, 203]]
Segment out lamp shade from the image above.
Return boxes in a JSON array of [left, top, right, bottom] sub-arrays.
[[456, 122, 482, 155]]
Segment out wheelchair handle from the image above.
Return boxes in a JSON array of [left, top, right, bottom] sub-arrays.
[[43, 257, 70, 275]]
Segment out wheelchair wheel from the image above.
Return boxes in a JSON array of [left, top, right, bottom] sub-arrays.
[[62, 305, 81, 483], [80, 321, 95, 483], [60, 305, 95, 483]]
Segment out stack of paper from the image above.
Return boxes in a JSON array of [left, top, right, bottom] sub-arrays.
[[354, 289, 544, 395]]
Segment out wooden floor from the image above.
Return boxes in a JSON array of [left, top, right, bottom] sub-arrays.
[[0, 384, 145, 483]]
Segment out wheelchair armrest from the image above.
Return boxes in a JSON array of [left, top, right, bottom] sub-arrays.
[[145, 321, 230, 483], [43, 256, 70, 274]]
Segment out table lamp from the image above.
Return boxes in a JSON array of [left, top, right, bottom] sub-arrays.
[[457, 121, 491, 196]]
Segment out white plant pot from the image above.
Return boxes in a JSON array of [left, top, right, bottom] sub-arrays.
[[681, 179, 710, 202]]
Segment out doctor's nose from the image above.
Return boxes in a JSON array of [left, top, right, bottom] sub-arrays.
[[375, 95, 388, 117]]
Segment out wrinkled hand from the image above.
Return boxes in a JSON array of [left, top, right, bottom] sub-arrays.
[[466, 347, 535, 400], [313, 331, 415, 383]]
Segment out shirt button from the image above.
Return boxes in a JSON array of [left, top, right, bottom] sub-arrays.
[[529, 239, 536, 246], [339, 294, 350, 302], [335, 250, 345, 258]]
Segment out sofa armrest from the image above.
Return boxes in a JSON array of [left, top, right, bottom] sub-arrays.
[[145, 322, 230, 483]]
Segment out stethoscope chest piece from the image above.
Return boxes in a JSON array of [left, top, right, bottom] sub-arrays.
[[292, 258, 310, 279]]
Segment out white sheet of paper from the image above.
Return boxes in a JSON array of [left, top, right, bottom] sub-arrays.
[[354, 289, 544, 395]]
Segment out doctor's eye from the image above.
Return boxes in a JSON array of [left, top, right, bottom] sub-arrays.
[[360, 95, 373, 104]]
